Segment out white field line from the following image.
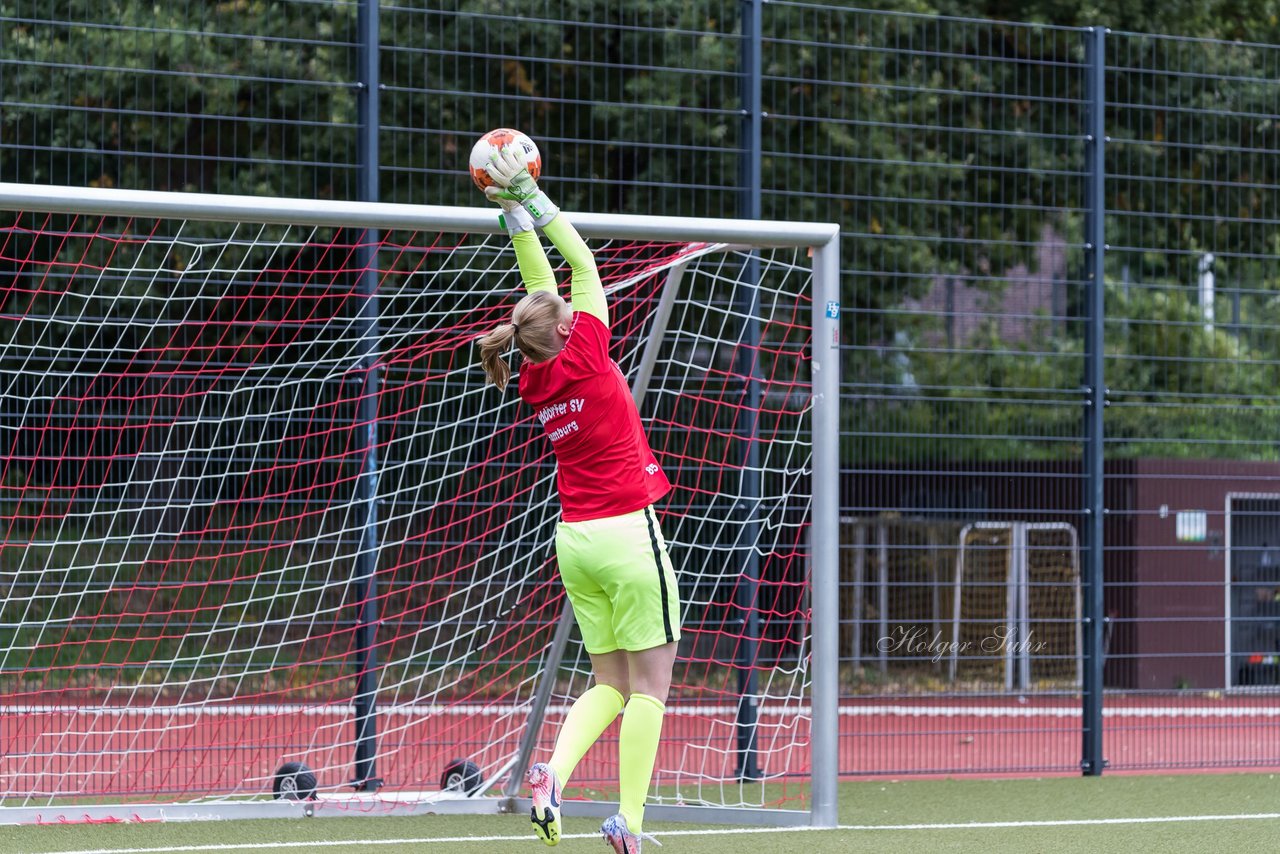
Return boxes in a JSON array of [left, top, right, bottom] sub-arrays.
[[839, 704, 1280, 719], [25, 813, 1280, 854], [6, 704, 1280, 719]]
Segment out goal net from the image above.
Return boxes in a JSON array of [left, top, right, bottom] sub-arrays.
[[0, 186, 839, 826]]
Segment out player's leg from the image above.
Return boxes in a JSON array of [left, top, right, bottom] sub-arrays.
[[530, 654, 625, 848], [626, 641, 676, 703], [601, 506, 682, 848], [550, 521, 629, 785], [613, 641, 676, 837], [586, 648, 629, 698], [528, 522, 628, 846], [602, 648, 675, 853], [547, 649, 627, 784]]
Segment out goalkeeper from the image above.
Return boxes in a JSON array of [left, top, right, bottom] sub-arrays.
[[476, 145, 679, 854]]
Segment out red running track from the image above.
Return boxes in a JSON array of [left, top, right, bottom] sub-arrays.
[[4, 696, 1279, 803]]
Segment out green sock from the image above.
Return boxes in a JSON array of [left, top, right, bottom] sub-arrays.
[[618, 692, 665, 833], [548, 683, 625, 786]]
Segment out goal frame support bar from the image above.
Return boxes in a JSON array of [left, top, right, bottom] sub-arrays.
[[0, 182, 841, 829], [0, 182, 835, 247]]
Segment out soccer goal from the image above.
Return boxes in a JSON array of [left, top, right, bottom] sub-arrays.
[[949, 522, 1082, 690], [0, 183, 840, 828]]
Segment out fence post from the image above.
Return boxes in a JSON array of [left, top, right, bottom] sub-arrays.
[[1081, 24, 1108, 778], [732, 0, 765, 783], [352, 0, 383, 791]]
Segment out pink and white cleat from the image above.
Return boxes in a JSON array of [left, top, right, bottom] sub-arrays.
[[527, 762, 562, 846], [600, 813, 661, 853]]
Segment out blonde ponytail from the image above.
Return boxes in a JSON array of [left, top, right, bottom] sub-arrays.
[[477, 290, 572, 392], [478, 323, 518, 390]]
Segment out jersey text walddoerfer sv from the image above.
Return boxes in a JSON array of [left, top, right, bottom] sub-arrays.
[[518, 311, 671, 522]]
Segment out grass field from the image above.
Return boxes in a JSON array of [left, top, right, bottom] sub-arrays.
[[3, 773, 1278, 854]]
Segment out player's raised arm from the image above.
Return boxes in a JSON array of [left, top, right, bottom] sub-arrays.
[[475, 141, 577, 391], [543, 215, 607, 328], [482, 159, 556, 296], [487, 145, 608, 327]]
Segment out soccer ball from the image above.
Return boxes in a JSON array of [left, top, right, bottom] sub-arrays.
[[469, 128, 541, 191]]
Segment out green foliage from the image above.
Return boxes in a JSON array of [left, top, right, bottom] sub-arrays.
[[948, 0, 1280, 40], [858, 314, 1085, 464], [400, 0, 741, 213], [0, 0, 358, 196], [859, 276, 1280, 464], [1104, 281, 1280, 459], [5, 1, 1280, 463]]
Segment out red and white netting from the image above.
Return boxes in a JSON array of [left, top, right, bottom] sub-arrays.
[[0, 209, 815, 814]]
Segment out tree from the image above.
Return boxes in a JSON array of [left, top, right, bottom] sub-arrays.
[[5, 0, 1280, 465], [0, 0, 358, 197]]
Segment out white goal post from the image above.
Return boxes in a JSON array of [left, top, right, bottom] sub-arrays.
[[0, 182, 840, 828]]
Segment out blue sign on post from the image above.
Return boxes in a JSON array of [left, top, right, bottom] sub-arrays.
[[825, 301, 840, 319]]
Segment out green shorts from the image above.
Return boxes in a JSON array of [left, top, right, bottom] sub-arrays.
[[556, 505, 682, 654]]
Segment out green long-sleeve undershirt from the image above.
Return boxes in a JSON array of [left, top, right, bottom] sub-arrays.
[[511, 215, 609, 326]]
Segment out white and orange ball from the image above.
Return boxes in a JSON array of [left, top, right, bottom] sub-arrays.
[[468, 128, 541, 191]]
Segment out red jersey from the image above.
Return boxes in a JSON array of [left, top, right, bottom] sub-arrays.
[[518, 311, 671, 522]]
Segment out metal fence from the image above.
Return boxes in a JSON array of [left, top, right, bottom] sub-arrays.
[[4, 1, 1280, 779]]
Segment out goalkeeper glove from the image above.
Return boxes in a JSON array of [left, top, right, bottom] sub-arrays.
[[484, 187, 536, 237], [485, 145, 560, 227]]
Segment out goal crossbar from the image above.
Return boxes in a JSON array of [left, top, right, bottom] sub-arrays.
[[0, 182, 838, 247]]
